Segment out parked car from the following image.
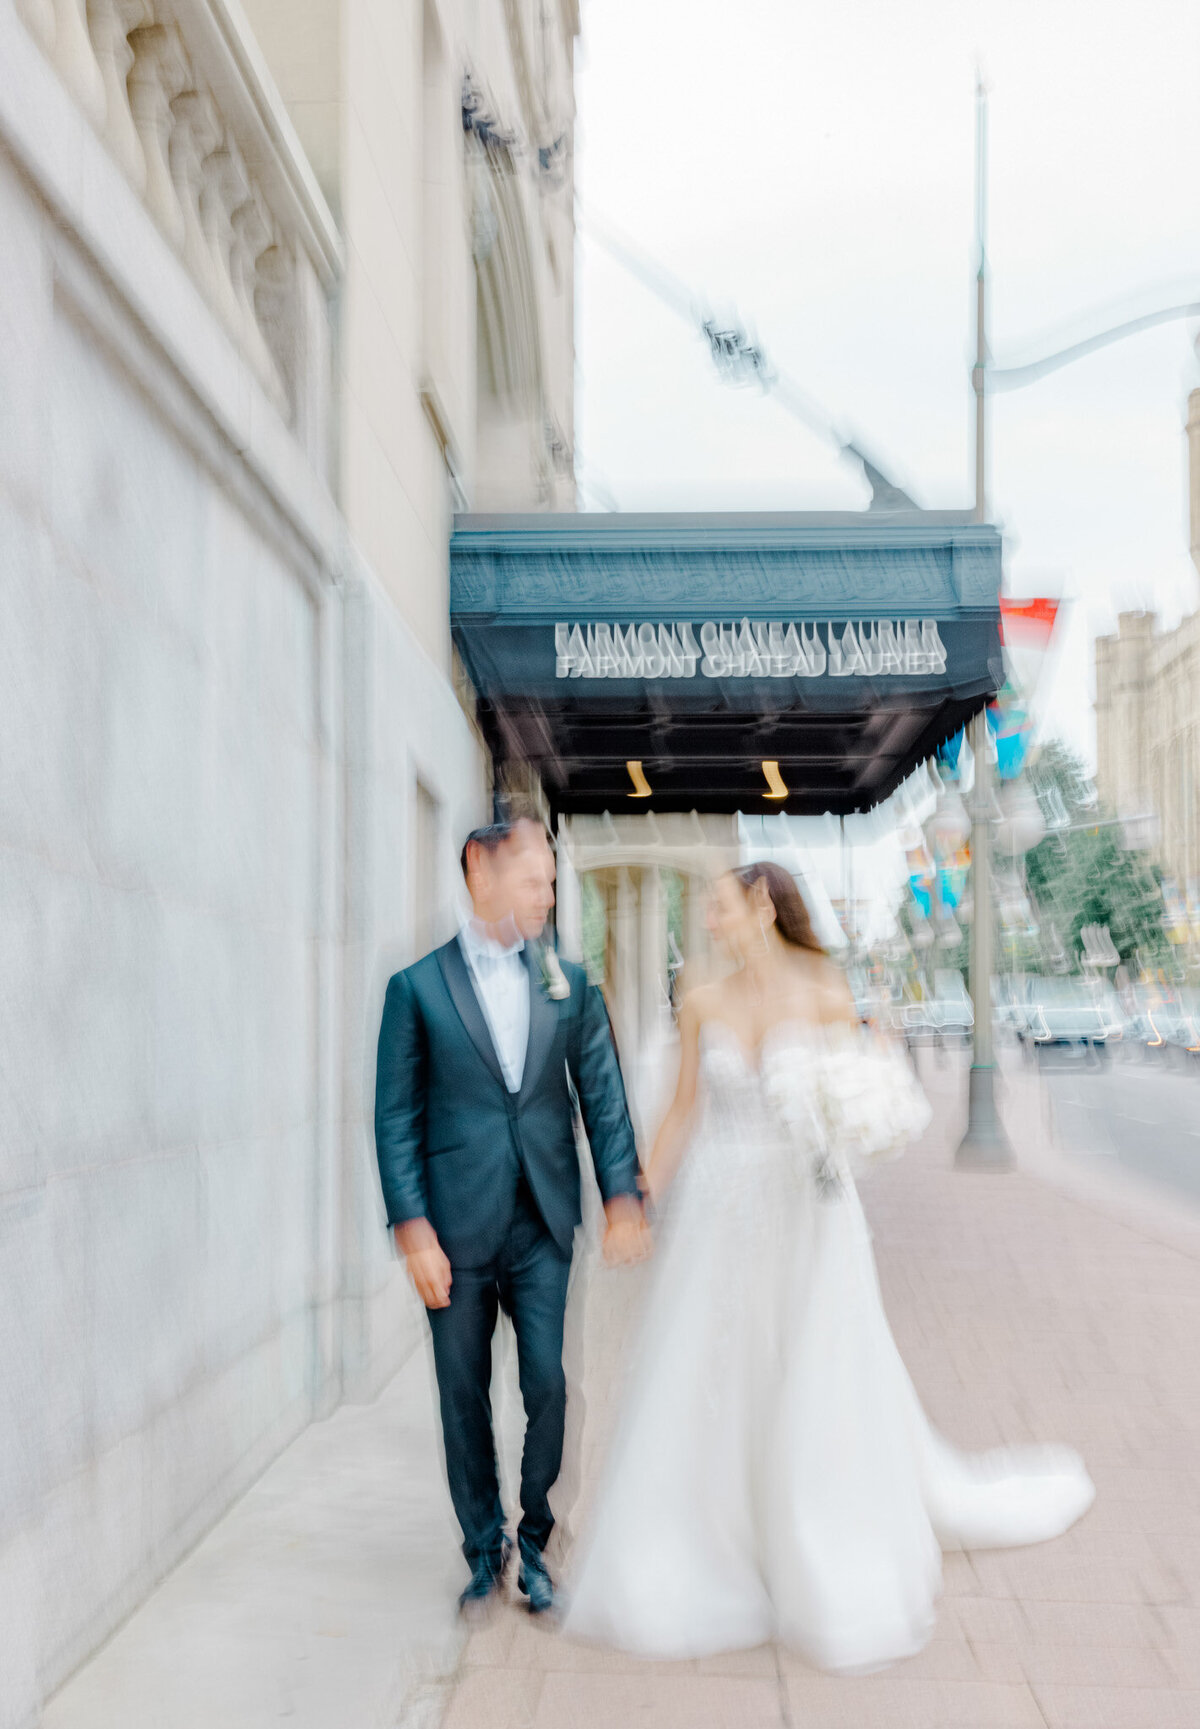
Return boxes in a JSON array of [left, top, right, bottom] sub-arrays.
[[994, 1000, 1034, 1038], [1141, 1001, 1200, 1067], [899, 995, 974, 1046], [1018, 1001, 1119, 1061]]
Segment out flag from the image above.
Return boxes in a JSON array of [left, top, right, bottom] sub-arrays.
[[992, 597, 1061, 777], [1000, 597, 1060, 648]]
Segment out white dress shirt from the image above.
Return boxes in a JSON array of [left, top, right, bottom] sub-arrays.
[[458, 918, 530, 1093]]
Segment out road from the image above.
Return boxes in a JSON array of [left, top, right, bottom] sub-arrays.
[[1025, 1046, 1200, 1202]]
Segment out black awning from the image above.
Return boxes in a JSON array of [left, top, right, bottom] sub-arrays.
[[450, 511, 1003, 816]]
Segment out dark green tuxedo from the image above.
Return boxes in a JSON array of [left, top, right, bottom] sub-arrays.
[[373, 934, 641, 1566], [375, 937, 640, 1263]]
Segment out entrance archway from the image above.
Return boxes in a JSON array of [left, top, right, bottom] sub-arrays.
[[549, 812, 739, 1127]]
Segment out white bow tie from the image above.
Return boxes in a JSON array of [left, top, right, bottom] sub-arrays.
[[472, 944, 523, 970]]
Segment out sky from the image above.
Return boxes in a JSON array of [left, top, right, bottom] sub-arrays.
[[574, 0, 1200, 767]]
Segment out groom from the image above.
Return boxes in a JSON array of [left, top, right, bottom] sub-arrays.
[[374, 815, 649, 1616]]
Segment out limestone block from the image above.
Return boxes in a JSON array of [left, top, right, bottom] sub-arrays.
[[0, 166, 53, 503], [32, 1312, 312, 1697], [342, 129, 420, 362], [68, 1150, 204, 1456], [0, 514, 91, 869], [251, 728, 319, 933], [45, 317, 207, 633], [24, 872, 160, 1159], [197, 1134, 303, 1363], [36, 1412, 153, 1681], [198, 489, 269, 690], [229, 540, 317, 745], [342, 257, 419, 485], [245, 932, 314, 1127], [0, 854, 60, 1183], [189, 701, 262, 921], [135, 1315, 312, 1557], [272, 1124, 319, 1312], [344, 16, 420, 254], [370, 782, 410, 930], [0, 1530, 40, 1729], [197, 491, 314, 733], [178, 917, 296, 1144], [361, 0, 420, 98], [87, 614, 211, 900], [0, 1192, 55, 1525]]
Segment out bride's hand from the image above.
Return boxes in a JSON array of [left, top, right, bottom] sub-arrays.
[[602, 1195, 653, 1266], [640, 1164, 666, 1210]]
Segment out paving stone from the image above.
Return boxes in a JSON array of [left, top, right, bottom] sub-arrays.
[[532, 1671, 783, 1728], [781, 1676, 1046, 1727], [1031, 1684, 1200, 1728], [441, 1667, 544, 1729], [1010, 1640, 1176, 1687]]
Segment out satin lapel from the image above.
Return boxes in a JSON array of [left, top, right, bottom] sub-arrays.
[[436, 938, 506, 1089], [519, 946, 560, 1102]]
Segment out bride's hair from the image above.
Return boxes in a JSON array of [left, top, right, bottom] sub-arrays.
[[733, 861, 825, 955]]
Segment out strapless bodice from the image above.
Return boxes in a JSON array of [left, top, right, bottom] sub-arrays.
[[689, 1017, 932, 1206]]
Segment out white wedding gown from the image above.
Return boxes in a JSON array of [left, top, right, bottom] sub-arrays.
[[562, 1021, 1094, 1672]]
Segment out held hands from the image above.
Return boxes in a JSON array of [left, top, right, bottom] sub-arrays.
[[602, 1194, 653, 1267], [394, 1218, 452, 1309], [639, 1164, 664, 1210]]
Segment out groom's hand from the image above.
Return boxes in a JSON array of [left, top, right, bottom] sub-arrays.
[[394, 1218, 453, 1309], [602, 1195, 652, 1267]]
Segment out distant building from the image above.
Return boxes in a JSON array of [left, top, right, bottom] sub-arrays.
[[1094, 610, 1200, 899], [1093, 383, 1200, 908]]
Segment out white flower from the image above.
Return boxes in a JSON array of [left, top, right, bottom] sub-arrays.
[[762, 1027, 931, 1192], [820, 1034, 931, 1165], [539, 946, 571, 1000]]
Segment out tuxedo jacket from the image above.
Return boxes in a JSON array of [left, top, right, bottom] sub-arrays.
[[374, 937, 641, 1266]]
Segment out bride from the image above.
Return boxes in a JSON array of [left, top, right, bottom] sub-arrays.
[[562, 861, 1094, 1672]]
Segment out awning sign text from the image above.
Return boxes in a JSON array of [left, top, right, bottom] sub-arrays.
[[554, 619, 948, 680]]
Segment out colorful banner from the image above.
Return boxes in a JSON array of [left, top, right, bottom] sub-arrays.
[[936, 846, 971, 912], [906, 840, 934, 919], [987, 682, 1032, 781], [936, 729, 964, 776]]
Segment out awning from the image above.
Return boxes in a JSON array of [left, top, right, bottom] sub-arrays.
[[450, 511, 1003, 816]]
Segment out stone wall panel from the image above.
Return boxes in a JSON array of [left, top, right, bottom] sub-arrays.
[[0, 123, 484, 1716]]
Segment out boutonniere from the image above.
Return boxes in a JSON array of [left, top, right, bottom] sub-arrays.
[[537, 944, 571, 1001]]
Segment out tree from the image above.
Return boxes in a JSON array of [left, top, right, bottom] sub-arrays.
[[1023, 742, 1168, 972]]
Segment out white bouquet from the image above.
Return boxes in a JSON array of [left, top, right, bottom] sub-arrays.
[[762, 1027, 931, 1200], [815, 1028, 932, 1167]]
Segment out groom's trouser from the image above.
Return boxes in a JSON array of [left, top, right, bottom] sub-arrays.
[[427, 1179, 572, 1566]]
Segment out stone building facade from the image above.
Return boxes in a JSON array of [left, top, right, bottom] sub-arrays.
[[1094, 384, 1200, 903], [1095, 609, 1200, 900], [0, 0, 576, 1721]]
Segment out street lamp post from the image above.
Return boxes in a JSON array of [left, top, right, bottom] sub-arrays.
[[956, 709, 1014, 1168], [972, 72, 988, 525], [956, 74, 1013, 1168]]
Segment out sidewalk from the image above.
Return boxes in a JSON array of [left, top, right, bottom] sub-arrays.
[[46, 1052, 1200, 1729]]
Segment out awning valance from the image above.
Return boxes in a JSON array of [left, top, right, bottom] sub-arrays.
[[450, 512, 1003, 816]]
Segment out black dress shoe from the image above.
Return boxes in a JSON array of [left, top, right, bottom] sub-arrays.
[[517, 1547, 555, 1615], [457, 1534, 512, 1616]]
